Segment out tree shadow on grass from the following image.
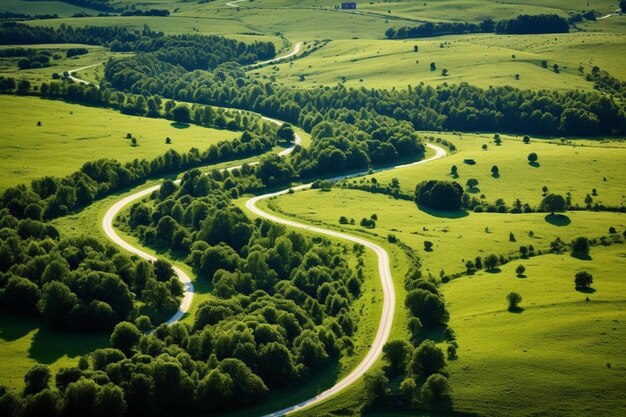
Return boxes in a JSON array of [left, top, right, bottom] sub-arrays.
[[418, 205, 469, 219], [576, 286, 596, 294], [466, 187, 481, 194], [28, 326, 108, 364], [508, 306, 525, 314], [571, 253, 592, 261], [170, 122, 190, 129], [491, 172, 500, 179], [486, 268, 502, 274], [545, 213, 571, 226], [516, 274, 527, 279], [0, 313, 39, 342], [528, 161, 540, 168]]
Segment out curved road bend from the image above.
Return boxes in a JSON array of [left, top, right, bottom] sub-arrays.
[[249, 143, 446, 417], [101, 119, 301, 326], [68, 64, 101, 86]]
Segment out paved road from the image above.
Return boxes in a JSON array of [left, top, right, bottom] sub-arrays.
[[101, 119, 301, 326], [248, 143, 447, 417]]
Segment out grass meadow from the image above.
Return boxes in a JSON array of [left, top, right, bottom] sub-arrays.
[[0, 95, 240, 189], [444, 245, 626, 416], [250, 33, 626, 90]]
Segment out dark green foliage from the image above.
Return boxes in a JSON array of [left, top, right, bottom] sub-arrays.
[[23, 365, 51, 395], [410, 340, 446, 377], [415, 180, 464, 211], [571, 236, 590, 258], [383, 339, 413, 376], [574, 271, 593, 288], [405, 289, 449, 328], [421, 373, 451, 408], [363, 369, 389, 406], [507, 292, 522, 310], [540, 194, 566, 213], [110, 322, 142, 355], [495, 14, 569, 34], [528, 152, 538, 163]]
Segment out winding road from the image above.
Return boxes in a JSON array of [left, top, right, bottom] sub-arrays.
[[67, 63, 100, 86], [102, 135, 445, 414]]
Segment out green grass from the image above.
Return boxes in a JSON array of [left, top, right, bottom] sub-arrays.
[[0, 95, 240, 190], [363, 133, 626, 208], [0, 0, 95, 17], [0, 44, 131, 87], [0, 313, 108, 390], [443, 244, 626, 417], [250, 33, 626, 90], [264, 187, 625, 282]]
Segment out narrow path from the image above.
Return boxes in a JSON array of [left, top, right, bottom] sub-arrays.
[[248, 143, 447, 417], [68, 63, 101, 86], [254, 42, 302, 66]]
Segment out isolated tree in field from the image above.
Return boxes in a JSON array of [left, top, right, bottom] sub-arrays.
[[571, 236, 590, 258], [574, 271, 593, 289], [528, 152, 538, 164], [506, 292, 522, 310], [553, 64, 559, 73], [430, 62, 436, 71], [424, 240, 433, 251], [466, 178, 479, 190], [540, 193, 566, 213], [171, 104, 191, 123], [383, 339, 413, 376], [516, 264, 526, 277], [493, 134, 502, 145], [110, 322, 142, 355], [491, 165, 499, 176], [441, 69, 448, 76], [450, 165, 458, 176], [482, 144, 488, 150], [410, 340, 446, 377], [413, 45, 419, 52], [165, 137, 171, 144], [277, 123, 296, 142], [415, 180, 464, 211], [484, 254, 500, 271], [23, 365, 51, 395], [523, 135, 530, 144]]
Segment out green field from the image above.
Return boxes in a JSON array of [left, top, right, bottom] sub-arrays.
[[0, 95, 240, 189], [250, 35, 620, 91], [444, 245, 626, 417], [265, 187, 625, 277], [0, 313, 108, 390], [362, 133, 626, 208], [0, 44, 129, 87]]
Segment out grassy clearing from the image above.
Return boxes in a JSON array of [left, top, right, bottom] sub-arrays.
[[0, 95, 240, 190], [363, 133, 626, 208], [0, 313, 108, 390], [266, 187, 625, 281], [443, 245, 626, 417], [250, 33, 626, 90]]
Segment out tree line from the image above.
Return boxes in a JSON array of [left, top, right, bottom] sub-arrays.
[[1, 123, 279, 222], [385, 13, 569, 39], [0, 22, 275, 66]]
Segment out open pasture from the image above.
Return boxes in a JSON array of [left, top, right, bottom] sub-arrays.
[[362, 133, 626, 209], [266, 187, 625, 277], [443, 244, 626, 417], [250, 36, 606, 91], [0, 95, 239, 189]]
